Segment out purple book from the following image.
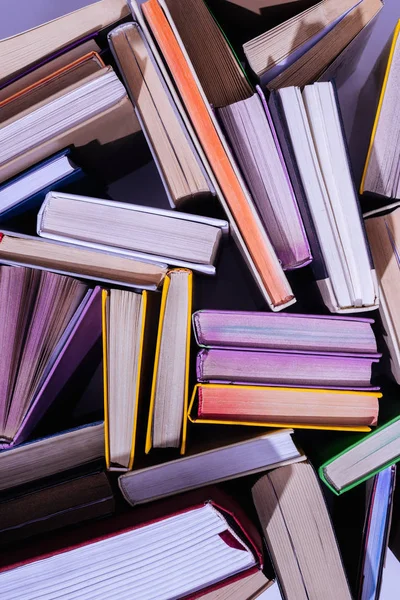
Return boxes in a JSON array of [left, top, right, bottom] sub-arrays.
[[196, 348, 380, 391], [192, 310, 379, 356], [0, 283, 101, 449]]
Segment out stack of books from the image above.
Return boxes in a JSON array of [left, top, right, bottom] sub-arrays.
[[0, 0, 400, 598]]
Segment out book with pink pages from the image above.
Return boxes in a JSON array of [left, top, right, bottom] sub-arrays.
[[0, 267, 101, 449]]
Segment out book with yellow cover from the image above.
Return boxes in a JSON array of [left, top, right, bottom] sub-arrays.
[[145, 269, 192, 455], [188, 383, 381, 432]]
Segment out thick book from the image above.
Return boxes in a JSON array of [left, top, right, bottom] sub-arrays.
[[197, 571, 272, 600], [0, 230, 167, 291], [146, 269, 192, 454], [217, 87, 311, 270], [358, 466, 396, 600], [0, 488, 263, 600], [0, 470, 114, 546], [269, 81, 379, 313], [196, 348, 379, 390], [109, 22, 213, 207], [119, 430, 305, 505], [37, 192, 228, 275], [0, 150, 83, 221], [0, 268, 101, 448], [252, 462, 352, 600], [192, 310, 378, 356], [0, 422, 104, 492], [364, 203, 400, 383], [361, 20, 400, 198], [189, 383, 381, 432], [130, 0, 296, 311]]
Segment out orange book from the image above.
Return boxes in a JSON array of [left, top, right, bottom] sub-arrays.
[[141, 0, 294, 309], [0, 52, 105, 124]]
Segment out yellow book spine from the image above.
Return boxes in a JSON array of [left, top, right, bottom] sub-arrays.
[[360, 20, 400, 194], [101, 289, 110, 469], [180, 269, 193, 455]]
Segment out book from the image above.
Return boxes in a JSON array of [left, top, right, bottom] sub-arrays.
[[270, 81, 379, 313], [196, 348, 379, 389], [252, 462, 352, 600], [361, 20, 400, 198], [364, 203, 400, 383], [319, 414, 400, 494], [0, 489, 263, 600], [146, 269, 192, 453], [119, 430, 305, 505], [192, 310, 378, 355], [102, 288, 158, 471], [0, 422, 104, 492], [37, 192, 228, 274], [197, 571, 272, 600], [217, 88, 312, 270], [0, 271, 101, 448], [0, 150, 83, 221], [243, 0, 382, 88], [0, 0, 129, 84], [358, 466, 396, 600], [109, 23, 213, 207], [0, 66, 140, 185], [131, 0, 295, 310], [0, 51, 105, 124], [0, 470, 114, 546], [0, 39, 101, 99], [189, 384, 381, 431]]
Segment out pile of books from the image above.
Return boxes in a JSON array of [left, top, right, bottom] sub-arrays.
[[1, 0, 400, 598]]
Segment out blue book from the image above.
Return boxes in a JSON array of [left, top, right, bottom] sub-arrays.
[[0, 149, 84, 221]]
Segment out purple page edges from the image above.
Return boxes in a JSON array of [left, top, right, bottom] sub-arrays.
[[2, 286, 102, 448]]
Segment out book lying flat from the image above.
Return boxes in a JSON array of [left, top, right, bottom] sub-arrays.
[[0, 230, 167, 290], [0, 470, 114, 546], [0, 489, 263, 600], [0, 0, 129, 84], [131, 0, 295, 310], [109, 23, 213, 207], [361, 21, 400, 198], [119, 430, 304, 505], [189, 384, 381, 431], [270, 82, 379, 313], [146, 269, 192, 454], [264, 0, 383, 90], [192, 310, 378, 355], [0, 268, 101, 447], [38, 192, 227, 274], [0, 422, 104, 492], [217, 88, 311, 270], [364, 204, 400, 383], [0, 51, 105, 124], [196, 348, 379, 390], [0, 66, 139, 185], [252, 462, 352, 600], [102, 288, 159, 471], [358, 466, 396, 600], [0, 150, 83, 221], [319, 415, 400, 494]]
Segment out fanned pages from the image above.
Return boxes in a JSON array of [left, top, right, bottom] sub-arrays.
[[361, 21, 400, 198], [252, 462, 352, 600], [364, 205, 400, 382], [109, 23, 211, 206], [0, 266, 88, 443], [275, 82, 378, 313], [0, 231, 167, 290], [146, 270, 191, 453], [37, 192, 227, 274], [217, 92, 311, 270], [119, 430, 304, 505], [103, 289, 147, 471], [189, 384, 380, 431], [137, 0, 295, 309]]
